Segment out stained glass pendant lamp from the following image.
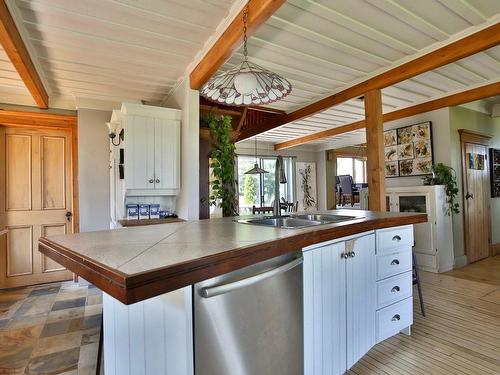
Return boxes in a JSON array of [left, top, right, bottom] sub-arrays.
[[200, 3, 292, 106], [245, 136, 268, 175]]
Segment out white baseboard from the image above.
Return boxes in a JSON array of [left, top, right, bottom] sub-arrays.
[[453, 255, 467, 268]]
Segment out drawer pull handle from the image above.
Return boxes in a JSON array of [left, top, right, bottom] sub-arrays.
[[392, 314, 401, 322], [391, 286, 400, 293], [390, 259, 400, 265], [392, 235, 402, 242]]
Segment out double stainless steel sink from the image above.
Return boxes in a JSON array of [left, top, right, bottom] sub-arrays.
[[236, 213, 360, 229]]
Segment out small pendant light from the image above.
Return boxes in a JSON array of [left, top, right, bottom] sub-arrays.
[[245, 136, 268, 175], [201, 2, 292, 106]]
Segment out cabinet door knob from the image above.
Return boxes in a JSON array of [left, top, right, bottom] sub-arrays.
[[392, 235, 402, 242], [392, 314, 401, 321], [390, 259, 400, 265], [149, 179, 154, 183], [155, 178, 160, 183], [341, 252, 348, 259], [349, 251, 356, 258], [391, 286, 400, 293]]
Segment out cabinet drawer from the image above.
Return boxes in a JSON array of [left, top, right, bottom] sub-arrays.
[[376, 297, 413, 343], [377, 226, 413, 254], [376, 249, 412, 280], [377, 271, 412, 309]]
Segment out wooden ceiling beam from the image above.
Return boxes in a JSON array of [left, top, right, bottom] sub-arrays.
[[274, 81, 500, 150], [0, 1, 48, 108], [189, 0, 286, 90], [240, 22, 500, 141]]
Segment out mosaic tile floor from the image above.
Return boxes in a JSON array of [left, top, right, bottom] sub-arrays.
[[0, 281, 102, 375]]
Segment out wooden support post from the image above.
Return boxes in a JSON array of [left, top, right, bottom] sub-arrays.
[[365, 89, 385, 211]]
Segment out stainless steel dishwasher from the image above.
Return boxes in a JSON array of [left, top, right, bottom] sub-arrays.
[[194, 251, 303, 375]]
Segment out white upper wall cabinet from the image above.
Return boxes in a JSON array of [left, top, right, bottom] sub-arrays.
[[122, 103, 181, 196]]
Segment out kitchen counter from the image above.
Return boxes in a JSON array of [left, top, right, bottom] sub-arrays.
[[39, 210, 426, 304]]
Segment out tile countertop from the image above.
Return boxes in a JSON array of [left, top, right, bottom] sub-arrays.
[[39, 210, 427, 304]]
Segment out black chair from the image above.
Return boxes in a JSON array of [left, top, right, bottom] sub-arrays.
[[412, 252, 426, 316]]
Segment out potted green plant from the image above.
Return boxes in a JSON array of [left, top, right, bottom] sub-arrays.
[[208, 114, 238, 217], [423, 163, 460, 215]]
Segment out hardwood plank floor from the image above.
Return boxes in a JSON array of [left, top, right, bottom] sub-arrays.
[[348, 258, 500, 375], [445, 256, 500, 287]]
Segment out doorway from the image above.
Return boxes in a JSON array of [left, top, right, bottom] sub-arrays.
[[0, 126, 74, 288], [459, 129, 492, 264]]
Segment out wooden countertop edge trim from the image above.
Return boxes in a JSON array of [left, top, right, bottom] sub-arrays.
[[40, 214, 427, 304]]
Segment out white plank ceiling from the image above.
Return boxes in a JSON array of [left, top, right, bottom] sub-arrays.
[[216, 0, 500, 147], [0, 0, 498, 127], [2, 0, 240, 107]]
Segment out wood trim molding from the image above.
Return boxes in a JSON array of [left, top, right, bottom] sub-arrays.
[[241, 23, 500, 141], [0, 1, 48, 108], [0, 110, 77, 128], [458, 129, 492, 145], [491, 243, 500, 256], [189, 0, 286, 90], [275, 81, 500, 150]]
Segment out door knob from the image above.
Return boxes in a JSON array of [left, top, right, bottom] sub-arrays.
[[65, 212, 72, 222], [341, 252, 348, 259], [149, 179, 154, 183], [465, 192, 474, 200], [155, 179, 160, 183], [349, 251, 356, 258]]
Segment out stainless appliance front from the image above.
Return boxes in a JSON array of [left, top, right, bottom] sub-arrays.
[[194, 252, 303, 375]]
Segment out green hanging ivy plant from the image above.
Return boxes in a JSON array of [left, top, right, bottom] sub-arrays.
[[423, 163, 460, 216], [208, 114, 238, 217]]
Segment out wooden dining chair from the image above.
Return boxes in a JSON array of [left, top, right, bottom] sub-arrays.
[[252, 205, 273, 214]]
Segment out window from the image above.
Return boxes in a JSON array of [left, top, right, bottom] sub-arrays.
[[237, 155, 294, 213], [337, 157, 367, 184]]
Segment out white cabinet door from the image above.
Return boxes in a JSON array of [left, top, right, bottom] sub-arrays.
[[346, 234, 376, 369], [303, 242, 347, 375], [125, 115, 155, 190], [154, 118, 180, 190]]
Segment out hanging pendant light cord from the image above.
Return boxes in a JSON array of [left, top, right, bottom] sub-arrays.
[[242, 4, 249, 61], [254, 136, 258, 164]]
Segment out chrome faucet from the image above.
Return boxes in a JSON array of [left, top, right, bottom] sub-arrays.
[[273, 156, 287, 217]]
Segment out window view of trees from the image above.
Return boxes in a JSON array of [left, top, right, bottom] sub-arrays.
[[237, 156, 294, 213]]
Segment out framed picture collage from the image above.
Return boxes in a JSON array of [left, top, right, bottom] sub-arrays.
[[384, 121, 434, 178]]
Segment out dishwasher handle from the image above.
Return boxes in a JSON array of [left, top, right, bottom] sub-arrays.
[[200, 257, 303, 298]]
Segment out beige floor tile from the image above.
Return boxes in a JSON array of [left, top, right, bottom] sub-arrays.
[[7, 314, 47, 330], [31, 331, 83, 358], [55, 288, 87, 302], [78, 342, 99, 369], [0, 325, 43, 371], [84, 304, 102, 317], [86, 294, 102, 306], [46, 306, 85, 323]]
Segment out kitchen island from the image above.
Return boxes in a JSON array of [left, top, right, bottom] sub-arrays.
[[39, 210, 426, 375]]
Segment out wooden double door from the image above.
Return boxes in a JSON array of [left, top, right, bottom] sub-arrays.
[[0, 126, 73, 288]]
